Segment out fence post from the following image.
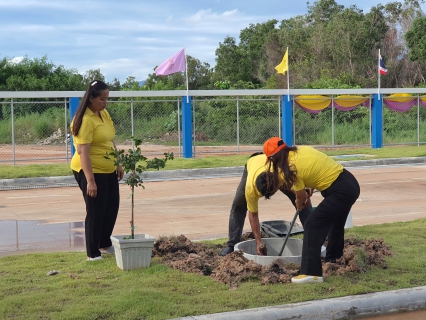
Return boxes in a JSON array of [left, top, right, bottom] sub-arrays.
[[282, 95, 293, 146], [182, 96, 193, 158], [69, 97, 80, 156], [372, 94, 383, 149]]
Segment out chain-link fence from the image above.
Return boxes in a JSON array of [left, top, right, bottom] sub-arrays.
[[382, 96, 424, 146], [293, 96, 371, 147], [107, 98, 182, 157], [193, 96, 281, 156], [1, 91, 426, 164], [0, 98, 71, 164]]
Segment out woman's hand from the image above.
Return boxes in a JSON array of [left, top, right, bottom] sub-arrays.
[[86, 180, 97, 198], [256, 241, 268, 256], [77, 143, 97, 198], [117, 164, 124, 181], [305, 188, 314, 197]]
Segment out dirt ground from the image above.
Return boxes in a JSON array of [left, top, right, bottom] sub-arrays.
[[152, 232, 393, 287]]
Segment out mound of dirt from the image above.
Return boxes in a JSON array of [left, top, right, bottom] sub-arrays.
[[152, 234, 393, 287]]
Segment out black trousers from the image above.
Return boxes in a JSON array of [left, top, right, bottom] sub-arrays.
[[300, 169, 360, 276], [73, 170, 120, 258], [226, 165, 312, 247]]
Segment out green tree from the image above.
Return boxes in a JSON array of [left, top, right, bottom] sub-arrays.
[[405, 17, 426, 62], [144, 55, 212, 90], [82, 69, 105, 87], [0, 55, 83, 91], [306, 0, 344, 23], [214, 36, 248, 84], [238, 20, 278, 82], [121, 76, 142, 91], [107, 77, 122, 91]]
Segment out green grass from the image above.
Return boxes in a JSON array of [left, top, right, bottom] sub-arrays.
[[1, 145, 426, 179], [2, 219, 426, 319]]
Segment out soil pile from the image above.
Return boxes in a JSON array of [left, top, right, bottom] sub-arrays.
[[152, 233, 393, 286]]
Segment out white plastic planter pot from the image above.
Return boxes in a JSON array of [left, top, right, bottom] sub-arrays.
[[110, 234, 155, 271]]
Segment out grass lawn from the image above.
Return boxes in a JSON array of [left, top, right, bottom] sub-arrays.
[[1, 145, 426, 179], [1, 219, 426, 320]]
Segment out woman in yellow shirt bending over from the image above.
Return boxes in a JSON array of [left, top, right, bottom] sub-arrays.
[[263, 137, 360, 284], [70, 80, 124, 261]]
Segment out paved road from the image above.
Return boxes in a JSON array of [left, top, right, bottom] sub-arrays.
[[2, 161, 426, 256]]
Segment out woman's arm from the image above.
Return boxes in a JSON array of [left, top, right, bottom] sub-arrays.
[[248, 211, 266, 255], [294, 189, 308, 211], [77, 143, 97, 198]]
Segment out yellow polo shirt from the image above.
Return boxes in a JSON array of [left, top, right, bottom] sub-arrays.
[[289, 146, 343, 191], [70, 108, 116, 173], [245, 154, 285, 213]]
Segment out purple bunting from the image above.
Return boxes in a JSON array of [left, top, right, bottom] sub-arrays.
[[383, 99, 417, 112], [294, 96, 426, 113]]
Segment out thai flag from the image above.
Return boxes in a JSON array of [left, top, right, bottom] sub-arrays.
[[379, 54, 387, 75]]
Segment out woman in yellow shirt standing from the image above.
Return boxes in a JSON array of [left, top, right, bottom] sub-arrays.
[[263, 137, 360, 284], [70, 80, 124, 261]]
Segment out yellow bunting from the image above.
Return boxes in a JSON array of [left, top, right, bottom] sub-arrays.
[[384, 93, 416, 103], [334, 95, 369, 108], [294, 95, 331, 111]]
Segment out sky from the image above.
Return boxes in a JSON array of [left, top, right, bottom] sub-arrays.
[[0, 0, 423, 83]]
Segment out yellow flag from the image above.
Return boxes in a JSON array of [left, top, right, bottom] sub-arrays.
[[275, 49, 288, 75]]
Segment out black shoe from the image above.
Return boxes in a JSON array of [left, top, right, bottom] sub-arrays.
[[324, 258, 336, 263], [219, 246, 234, 256]]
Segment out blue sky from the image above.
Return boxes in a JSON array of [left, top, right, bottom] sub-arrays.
[[0, 0, 421, 82]]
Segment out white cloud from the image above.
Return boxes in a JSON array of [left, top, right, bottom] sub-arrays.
[[1, 0, 425, 82], [7, 57, 24, 64], [187, 9, 241, 22]]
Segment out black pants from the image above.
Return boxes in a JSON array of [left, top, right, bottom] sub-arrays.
[[300, 169, 360, 276], [226, 165, 312, 247], [73, 170, 120, 258]]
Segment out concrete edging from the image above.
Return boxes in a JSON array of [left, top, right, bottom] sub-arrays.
[[175, 286, 426, 320]]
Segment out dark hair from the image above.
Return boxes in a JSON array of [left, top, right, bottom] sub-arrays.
[[255, 172, 277, 199], [71, 80, 109, 136], [265, 146, 298, 192]]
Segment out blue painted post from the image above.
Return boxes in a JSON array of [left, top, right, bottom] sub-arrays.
[[282, 95, 293, 146], [371, 94, 383, 149], [69, 97, 79, 156], [181, 96, 193, 158]]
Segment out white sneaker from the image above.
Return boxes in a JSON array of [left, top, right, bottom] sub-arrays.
[[87, 256, 103, 261], [291, 274, 323, 284]]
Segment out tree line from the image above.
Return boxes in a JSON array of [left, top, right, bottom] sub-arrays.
[[1, 0, 426, 92]]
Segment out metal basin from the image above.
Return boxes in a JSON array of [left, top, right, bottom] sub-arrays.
[[234, 238, 326, 266]]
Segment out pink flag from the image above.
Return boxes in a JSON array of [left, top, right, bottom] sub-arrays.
[[155, 48, 186, 76]]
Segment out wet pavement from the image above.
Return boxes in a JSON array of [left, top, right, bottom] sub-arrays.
[[2, 163, 426, 257], [363, 309, 426, 319], [0, 220, 85, 256]]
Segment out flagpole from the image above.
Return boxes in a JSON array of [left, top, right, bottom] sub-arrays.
[[378, 49, 381, 100], [184, 47, 189, 103], [286, 47, 290, 101]]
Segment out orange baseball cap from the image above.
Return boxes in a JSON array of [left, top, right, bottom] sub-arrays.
[[263, 137, 287, 157]]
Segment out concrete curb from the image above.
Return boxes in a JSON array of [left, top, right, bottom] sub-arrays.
[[175, 286, 426, 320], [2, 157, 426, 190]]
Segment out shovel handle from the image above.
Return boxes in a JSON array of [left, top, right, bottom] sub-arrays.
[[278, 210, 299, 256]]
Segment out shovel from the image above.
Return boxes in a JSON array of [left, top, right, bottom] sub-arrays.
[[278, 210, 299, 256]]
